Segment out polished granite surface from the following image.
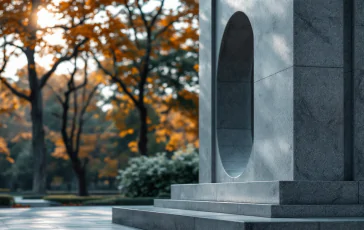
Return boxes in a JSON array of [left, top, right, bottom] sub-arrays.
[[0, 206, 139, 230]]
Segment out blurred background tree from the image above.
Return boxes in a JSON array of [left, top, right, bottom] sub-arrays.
[[0, 0, 199, 196], [92, 0, 199, 156]]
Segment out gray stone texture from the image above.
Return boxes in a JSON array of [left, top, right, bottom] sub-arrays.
[[199, 0, 215, 183], [353, 0, 364, 180], [214, 0, 295, 183], [279, 181, 358, 204], [155, 199, 364, 218], [319, 222, 364, 230], [215, 63, 294, 183], [293, 67, 345, 180], [171, 181, 358, 205], [358, 181, 364, 203], [293, 0, 344, 67], [112, 206, 364, 230], [211, 0, 350, 182]]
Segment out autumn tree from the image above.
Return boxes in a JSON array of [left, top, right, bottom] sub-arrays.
[[0, 0, 105, 193], [154, 90, 199, 151], [93, 0, 199, 156], [46, 56, 100, 196]]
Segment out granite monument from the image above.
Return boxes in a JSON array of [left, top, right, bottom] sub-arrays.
[[113, 0, 364, 229]]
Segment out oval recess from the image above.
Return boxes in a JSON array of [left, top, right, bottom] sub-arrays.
[[216, 11, 254, 178]]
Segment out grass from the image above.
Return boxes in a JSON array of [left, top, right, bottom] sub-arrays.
[[0, 188, 10, 193], [43, 195, 156, 206], [82, 197, 154, 206], [43, 195, 104, 204]]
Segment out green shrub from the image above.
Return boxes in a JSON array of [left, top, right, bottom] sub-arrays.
[[43, 195, 103, 204], [83, 197, 154, 206], [117, 145, 198, 197], [0, 195, 14, 207]]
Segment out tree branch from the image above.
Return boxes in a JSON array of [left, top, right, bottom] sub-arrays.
[[93, 53, 139, 107], [155, 18, 179, 38], [39, 38, 88, 89], [4, 42, 25, 52], [75, 84, 98, 155], [124, 0, 141, 49], [0, 78, 31, 101], [150, 0, 165, 28], [45, 84, 64, 105], [69, 59, 79, 152], [135, 0, 149, 29], [0, 39, 30, 101]]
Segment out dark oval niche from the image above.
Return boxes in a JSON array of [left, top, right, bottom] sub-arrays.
[[216, 11, 254, 177]]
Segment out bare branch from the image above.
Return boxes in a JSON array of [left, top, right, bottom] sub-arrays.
[[93, 52, 139, 106], [124, 0, 141, 49], [4, 42, 25, 52], [154, 6, 184, 39], [93, 54, 115, 78], [40, 38, 88, 89], [51, 111, 62, 119], [45, 84, 64, 104], [0, 78, 31, 101], [135, 0, 149, 29], [150, 0, 165, 28], [155, 18, 179, 38], [0, 39, 30, 101], [75, 84, 98, 155], [0, 41, 8, 74]]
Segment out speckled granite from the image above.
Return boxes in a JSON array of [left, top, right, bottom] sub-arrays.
[[113, 206, 364, 230], [171, 181, 359, 205]]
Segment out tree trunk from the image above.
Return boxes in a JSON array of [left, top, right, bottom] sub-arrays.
[[138, 105, 148, 156], [74, 163, 88, 196], [31, 91, 47, 194]]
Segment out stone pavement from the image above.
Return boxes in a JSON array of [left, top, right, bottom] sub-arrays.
[[0, 206, 139, 230]]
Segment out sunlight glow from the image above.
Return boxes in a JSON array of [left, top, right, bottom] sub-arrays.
[[37, 8, 57, 28]]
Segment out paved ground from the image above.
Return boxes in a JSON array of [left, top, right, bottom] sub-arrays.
[[0, 206, 139, 230]]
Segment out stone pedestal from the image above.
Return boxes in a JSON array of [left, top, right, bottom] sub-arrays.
[[113, 0, 364, 229]]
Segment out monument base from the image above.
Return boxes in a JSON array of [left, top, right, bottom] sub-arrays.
[[155, 199, 364, 218], [112, 181, 364, 229], [112, 206, 364, 230]]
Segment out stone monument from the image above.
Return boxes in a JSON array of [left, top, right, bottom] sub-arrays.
[[113, 0, 364, 229]]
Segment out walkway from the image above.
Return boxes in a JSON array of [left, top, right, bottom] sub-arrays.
[[0, 206, 139, 229]]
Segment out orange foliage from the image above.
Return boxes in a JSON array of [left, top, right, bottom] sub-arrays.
[[92, 0, 199, 154], [154, 93, 199, 151]]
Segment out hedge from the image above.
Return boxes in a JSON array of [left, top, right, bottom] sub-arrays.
[[22, 195, 44, 200], [43, 195, 103, 204], [117, 145, 198, 197], [82, 197, 154, 206], [0, 195, 14, 207]]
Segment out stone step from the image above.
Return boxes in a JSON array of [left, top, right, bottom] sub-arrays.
[[154, 199, 364, 218], [171, 181, 360, 204], [112, 206, 364, 230]]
